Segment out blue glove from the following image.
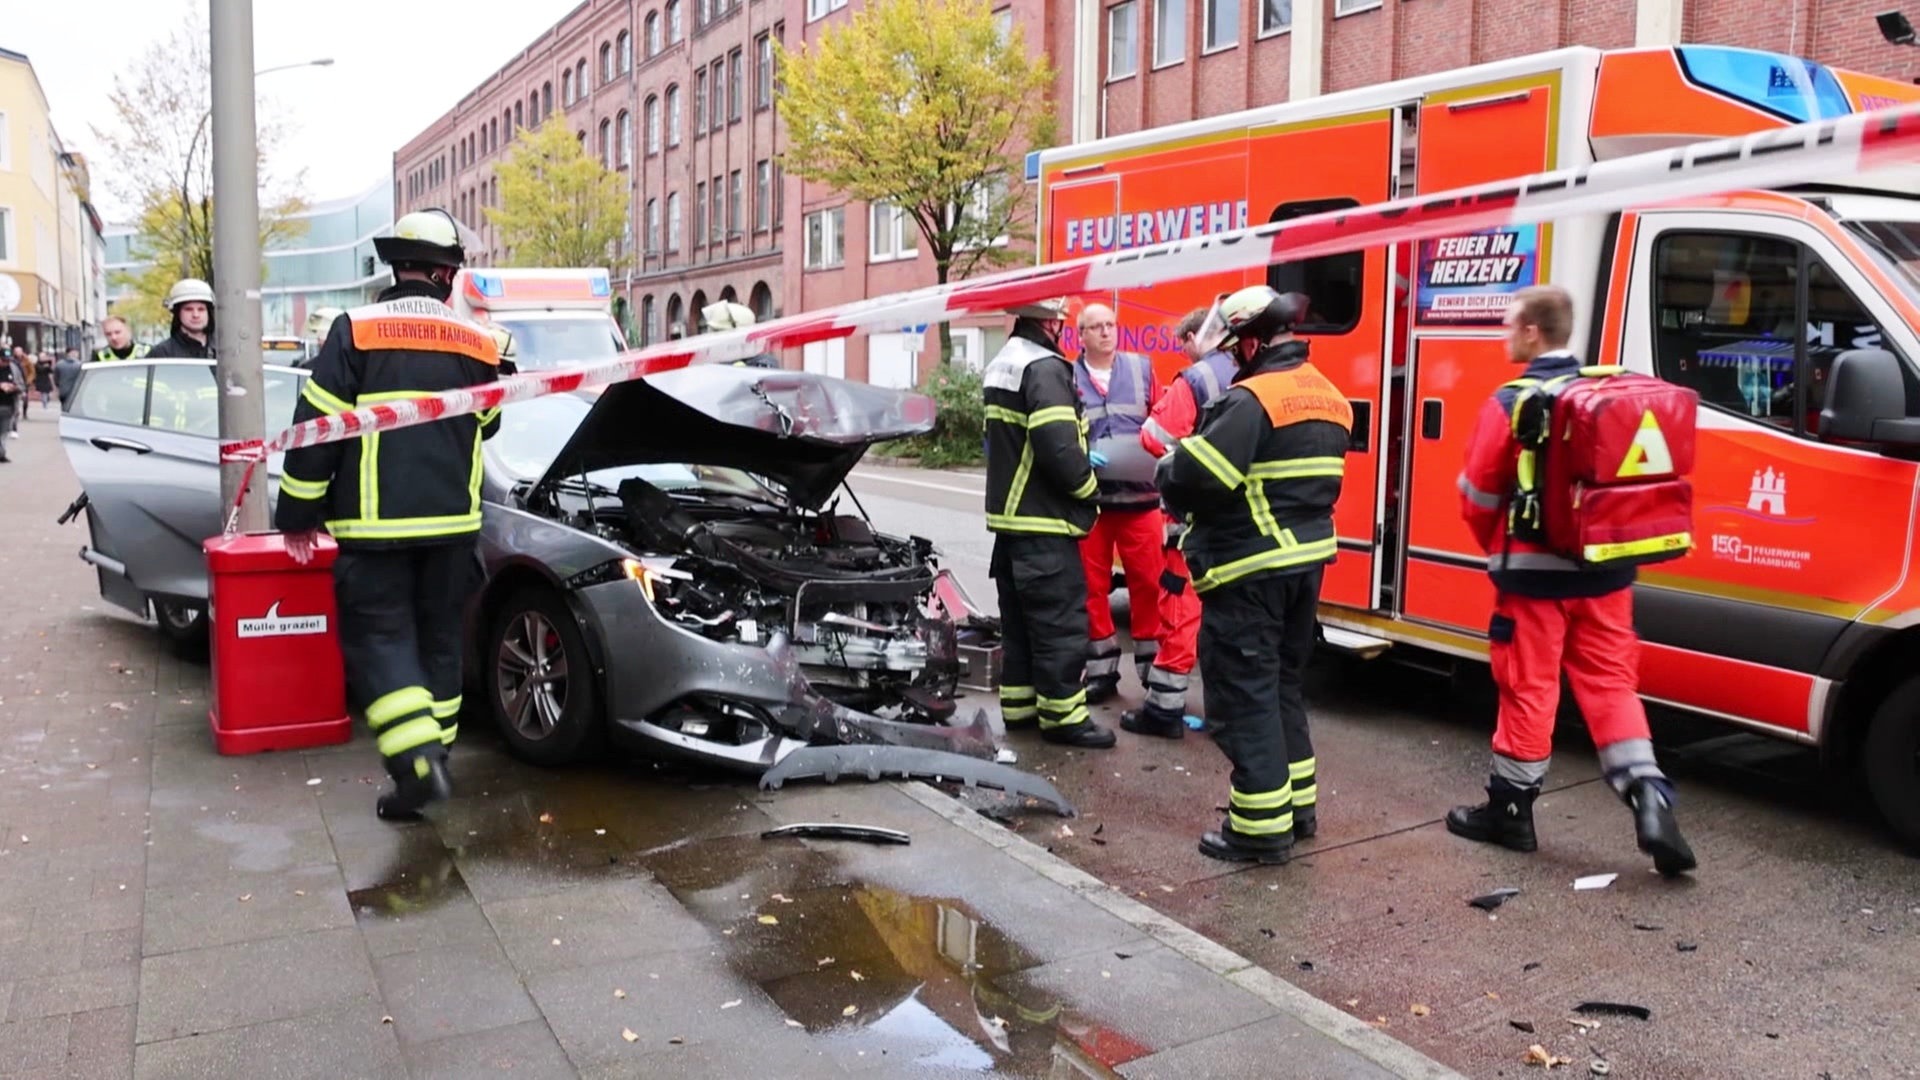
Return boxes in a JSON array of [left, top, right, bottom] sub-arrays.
[[1089, 450, 1110, 469]]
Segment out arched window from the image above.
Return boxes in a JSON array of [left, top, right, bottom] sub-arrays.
[[646, 198, 661, 251], [598, 118, 612, 166], [666, 193, 682, 252], [576, 60, 588, 97], [666, 294, 685, 338], [665, 85, 682, 147], [618, 110, 633, 167], [749, 281, 774, 321], [515, 100, 524, 131], [562, 68, 573, 105], [641, 295, 657, 345], [690, 290, 709, 328], [600, 42, 613, 84], [719, 284, 738, 304], [645, 12, 661, 56], [667, 0, 683, 42], [541, 82, 552, 116], [645, 96, 661, 155], [619, 30, 632, 72]]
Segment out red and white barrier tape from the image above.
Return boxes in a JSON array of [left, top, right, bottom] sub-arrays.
[[223, 101, 1920, 482]]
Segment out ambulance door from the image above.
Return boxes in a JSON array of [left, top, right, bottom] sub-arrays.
[[1613, 210, 1920, 736], [1245, 109, 1402, 612]]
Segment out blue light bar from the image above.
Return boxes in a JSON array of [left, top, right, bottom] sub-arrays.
[[471, 273, 505, 298]]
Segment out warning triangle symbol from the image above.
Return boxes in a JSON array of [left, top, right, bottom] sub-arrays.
[[1617, 410, 1674, 478]]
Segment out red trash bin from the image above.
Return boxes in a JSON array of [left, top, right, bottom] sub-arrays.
[[204, 532, 352, 754]]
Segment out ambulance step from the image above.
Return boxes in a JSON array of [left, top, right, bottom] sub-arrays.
[[1319, 625, 1393, 660]]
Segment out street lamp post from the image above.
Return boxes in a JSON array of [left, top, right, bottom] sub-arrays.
[[208, 0, 331, 533], [180, 59, 330, 279]]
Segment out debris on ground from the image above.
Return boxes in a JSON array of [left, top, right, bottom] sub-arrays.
[[1510, 1019, 1536, 1033], [1523, 961, 1544, 972], [842, 1004, 859, 1017], [1569, 1018, 1601, 1032], [761, 823, 911, 845], [1470, 887, 1521, 911], [1631, 922, 1663, 931], [1299, 960, 1315, 972], [1524, 1044, 1572, 1068], [1574, 1001, 1652, 1021], [1590, 1061, 1612, 1075], [1410, 1003, 1431, 1016], [622, 1028, 639, 1042], [757, 915, 779, 926], [1675, 941, 1698, 952], [1573, 873, 1618, 891]]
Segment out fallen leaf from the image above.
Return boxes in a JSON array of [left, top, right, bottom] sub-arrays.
[[381, 1015, 394, 1024], [1058, 825, 1074, 837], [1158, 885, 1175, 893], [294, 890, 306, 897], [770, 893, 793, 904], [538, 812, 554, 824], [1523, 1044, 1570, 1068], [1370, 1016, 1390, 1028], [238, 894, 252, 902], [1344, 998, 1360, 1008], [757, 915, 779, 926], [1411, 1003, 1431, 1017], [86, 764, 98, 770], [551, 938, 562, 946], [668, 1036, 684, 1045], [594, 828, 606, 835], [1485, 991, 1501, 1000], [1568, 1018, 1601, 1031], [721, 999, 742, 1009], [842, 1004, 858, 1017], [614, 989, 627, 999], [785, 1019, 803, 1028], [1101, 970, 1111, 978], [817, 957, 835, 967], [850, 971, 865, 982], [622, 1028, 639, 1043]]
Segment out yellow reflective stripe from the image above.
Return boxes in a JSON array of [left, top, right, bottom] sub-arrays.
[[469, 425, 484, 516], [1248, 457, 1346, 480], [1230, 810, 1294, 835], [366, 686, 433, 728], [430, 697, 463, 720], [1071, 473, 1098, 500], [1583, 533, 1691, 562], [1246, 479, 1280, 541], [1037, 688, 1088, 710], [1028, 405, 1079, 427], [1292, 784, 1318, 804], [1288, 758, 1317, 780], [376, 716, 446, 758], [439, 724, 459, 745], [326, 513, 484, 540], [985, 404, 1028, 427], [301, 380, 353, 416], [475, 406, 501, 425], [358, 431, 380, 523], [984, 514, 1085, 536], [1231, 787, 1293, 811], [999, 685, 1036, 697], [1039, 705, 1091, 729], [1004, 439, 1036, 521], [1194, 536, 1340, 592], [1179, 435, 1244, 490], [355, 390, 437, 402], [279, 474, 329, 501]]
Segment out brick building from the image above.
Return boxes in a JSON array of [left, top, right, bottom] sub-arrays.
[[396, 0, 1920, 380]]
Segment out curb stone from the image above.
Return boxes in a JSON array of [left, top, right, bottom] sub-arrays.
[[896, 780, 1472, 1080]]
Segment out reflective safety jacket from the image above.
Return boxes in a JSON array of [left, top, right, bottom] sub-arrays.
[[984, 332, 1099, 538], [274, 280, 502, 547], [1157, 341, 1352, 594], [1074, 351, 1160, 508], [94, 343, 151, 363], [1140, 350, 1236, 458]]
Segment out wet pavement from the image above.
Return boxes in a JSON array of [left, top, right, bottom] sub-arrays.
[[0, 418, 1456, 1079], [848, 462, 1920, 1080]]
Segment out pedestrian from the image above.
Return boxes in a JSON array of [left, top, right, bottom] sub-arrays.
[[276, 209, 503, 821], [1129, 304, 1240, 741], [0, 350, 22, 458], [1070, 302, 1165, 704], [1157, 286, 1350, 864], [33, 351, 55, 408], [95, 316, 151, 362], [984, 297, 1115, 750], [16, 349, 33, 424], [1447, 284, 1696, 875], [54, 349, 81, 412], [146, 279, 216, 359]]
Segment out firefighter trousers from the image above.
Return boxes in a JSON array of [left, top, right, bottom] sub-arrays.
[[334, 540, 480, 778], [1199, 567, 1324, 840], [1079, 507, 1164, 688], [993, 535, 1092, 732], [1487, 588, 1667, 796]]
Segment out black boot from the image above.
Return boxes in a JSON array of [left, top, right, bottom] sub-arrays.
[[1199, 822, 1292, 865], [1445, 777, 1539, 852], [1120, 708, 1185, 740], [1039, 720, 1117, 749], [1293, 806, 1317, 840], [376, 749, 452, 822], [1626, 778, 1696, 876], [1085, 677, 1120, 705]]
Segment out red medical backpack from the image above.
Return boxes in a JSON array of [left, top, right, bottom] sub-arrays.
[[1506, 367, 1698, 569]]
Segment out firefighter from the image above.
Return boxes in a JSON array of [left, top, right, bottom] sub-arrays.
[[276, 208, 503, 822], [702, 300, 779, 368], [1071, 302, 1165, 704], [1129, 304, 1240, 742], [1158, 286, 1349, 863], [985, 297, 1115, 750], [147, 278, 216, 359], [1449, 284, 1696, 875]]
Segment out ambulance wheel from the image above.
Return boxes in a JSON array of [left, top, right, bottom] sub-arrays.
[[1863, 675, 1920, 851], [486, 587, 602, 767], [153, 597, 209, 662]]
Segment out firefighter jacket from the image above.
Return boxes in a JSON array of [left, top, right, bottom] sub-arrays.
[[1074, 351, 1160, 508], [94, 343, 151, 363], [1157, 340, 1351, 594], [274, 280, 502, 546], [147, 313, 214, 359], [984, 330, 1099, 538], [1457, 350, 1636, 599], [1140, 350, 1236, 457]]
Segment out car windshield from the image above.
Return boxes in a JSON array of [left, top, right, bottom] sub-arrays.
[[483, 392, 782, 501], [1844, 219, 1920, 306], [492, 315, 625, 372]]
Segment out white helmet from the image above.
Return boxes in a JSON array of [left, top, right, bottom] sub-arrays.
[[486, 325, 516, 361], [1006, 297, 1069, 320], [305, 307, 344, 338], [374, 209, 468, 268], [166, 278, 215, 310], [701, 300, 755, 332]]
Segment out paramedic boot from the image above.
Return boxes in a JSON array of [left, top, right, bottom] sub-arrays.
[[1040, 719, 1117, 749], [1119, 708, 1185, 739], [1199, 821, 1293, 865], [376, 747, 453, 822], [1086, 637, 1122, 705], [1626, 778, 1697, 876], [1445, 777, 1539, 852]]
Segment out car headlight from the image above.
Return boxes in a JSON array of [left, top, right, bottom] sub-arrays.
[[564, 557, 691, 601]]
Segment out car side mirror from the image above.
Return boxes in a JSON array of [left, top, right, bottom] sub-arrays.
[[1819, 348, 1920, 445]]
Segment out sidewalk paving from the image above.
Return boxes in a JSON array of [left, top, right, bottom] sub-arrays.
[[0, 414, 1465, 1079]]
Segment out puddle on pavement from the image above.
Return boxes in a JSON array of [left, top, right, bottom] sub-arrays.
[[346, 845, 466, 918]]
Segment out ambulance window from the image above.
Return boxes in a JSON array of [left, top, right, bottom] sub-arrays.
[[1649, 231, 1801, 429], [1266, 198, 1362, 335], [1802, 257, 1917, 437]]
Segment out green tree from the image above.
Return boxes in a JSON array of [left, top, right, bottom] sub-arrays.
[[486, 114, 630, 270], [91, 1, 308, 332], [776, 0, 1056, 363]]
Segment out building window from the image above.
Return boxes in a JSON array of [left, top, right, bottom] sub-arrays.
[[645, 12, 661, 55], [599, 119, 612, 166], [1108, 2, 1138, 79], [619, 109, 634, 166], [666, 85, 682, 146], [1154, 0, 1186, 66], [728, 169, 742, 234], [993, 7, 1012, 41], [696, 0, 709, 27], [711, 59, 726, 130], [955, 175, 1011, 251], [869, 201, 918, 262], [563, 69, 574, 105], [668, 0, 683, 41], [576, 60, 588, 96], [695, 182, 707, 245], [728, 47, 744, 122], [645, 96, 661, 155], [754, 160, 771, 231], [514, 101, 523, 131], [710, 177, 723, 242], [0, 207, 13, 263], [1333, 0, 1379, 12], [1203, 0, 1237, 51], [542, 82, 552, 116], [619, 30, 632, 71], [694, 71, 707, 137], [755, 33, 773, 109], [804, 206, 846, 268], [647, 198, 661, 252], [1260, 0, 1290, 34], [807, 0, 847, 21], [600, 42, 613, 84], [667, 192, 682, 251], [773, 162, 784, 226], [641, 295, 657, 344]]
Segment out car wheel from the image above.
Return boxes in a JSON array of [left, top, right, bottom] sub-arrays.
[[1864, 674, 1920, 851], [486, 587, 602, 766], [153, 598, 209, 662]]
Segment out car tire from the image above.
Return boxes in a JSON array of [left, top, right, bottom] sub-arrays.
[[485, 586, 602, 767], [1864, 674, 1920, 851], [153, 598, 210, 662]]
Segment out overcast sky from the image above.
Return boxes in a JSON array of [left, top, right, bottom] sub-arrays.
[[7, 0, 581, 222]]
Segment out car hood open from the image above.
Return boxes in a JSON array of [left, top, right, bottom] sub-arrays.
[[534, 364, 938, 509]]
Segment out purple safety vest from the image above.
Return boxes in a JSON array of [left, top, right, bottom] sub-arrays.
[[1179, 350, 1238, 411], [1075, 351, 1158, 507]]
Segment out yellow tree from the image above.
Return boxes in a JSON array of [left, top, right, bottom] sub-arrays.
[[776, 0, 1056, 362], [486, 114, 630, 270]]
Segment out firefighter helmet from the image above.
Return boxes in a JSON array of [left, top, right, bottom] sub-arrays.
[[305, 307, 344, 338], [166, 278, 215, 310], [701, 300, 755, 332], [1209, 285, 1305, 352], [374, 209, 467, 269], [1006, 297, 1070, 320]]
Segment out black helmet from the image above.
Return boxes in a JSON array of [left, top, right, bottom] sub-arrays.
[[373, 209, 467, 269], [1208, 285, 1307, 352]]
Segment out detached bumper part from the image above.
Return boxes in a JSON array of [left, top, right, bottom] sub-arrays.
[[758, 744, 1077, 817], [761, 823, 911, 845]]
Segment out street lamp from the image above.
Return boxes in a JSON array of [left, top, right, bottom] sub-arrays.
[[183, 58, 332, 207]]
